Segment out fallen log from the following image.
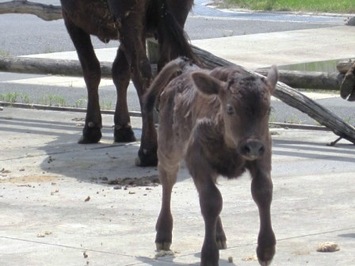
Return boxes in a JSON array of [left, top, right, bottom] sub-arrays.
[[0, 56, 343, 90], [0, 56, 112, 78], [0, 0, 62, 21], [256, 69, 342, 90]]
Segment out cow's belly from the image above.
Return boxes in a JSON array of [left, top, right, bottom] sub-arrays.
[[63, 0, 119, 42]]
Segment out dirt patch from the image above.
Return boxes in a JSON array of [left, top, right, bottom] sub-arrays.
[[91, 175, 160, 188]]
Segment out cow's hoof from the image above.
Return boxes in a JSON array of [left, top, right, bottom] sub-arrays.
[[114, 125, 137, 143], [257, 245, 275, 266], [78, 126, 102, 144], [135, 148, 158, 167]]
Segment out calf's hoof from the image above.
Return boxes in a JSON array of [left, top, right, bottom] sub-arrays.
[[155, 241, 171, 251], [257, 245, 275, 266], [78, 125, 102, 144], [114, 125, 136, 143], [216, 238, 227, 250], [135, 148, 158, 167]]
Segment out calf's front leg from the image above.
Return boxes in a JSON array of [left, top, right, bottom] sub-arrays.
[[195, 176, 223, 266], [250, 166, 276, 265]]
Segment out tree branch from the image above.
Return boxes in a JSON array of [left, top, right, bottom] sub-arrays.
[[0, 0, 62, 21]]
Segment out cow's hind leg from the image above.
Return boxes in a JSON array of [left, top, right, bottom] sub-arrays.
[[250, 166, 276, 265], [63, 19, 102, 144], [127, 42, 157, 166], [112, 47, 136, 143]]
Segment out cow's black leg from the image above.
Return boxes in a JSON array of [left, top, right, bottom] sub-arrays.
[[116, 21, 156, 165], [250, 163, 276, 266], [112, 47, 136, 143], [63, 18, 102, 144], [130, 45, 157, 166]]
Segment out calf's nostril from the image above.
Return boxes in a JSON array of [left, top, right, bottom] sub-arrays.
[[242, 145, 251, 154], [240, 141, 265, 159], [258, 145, 265, 155]]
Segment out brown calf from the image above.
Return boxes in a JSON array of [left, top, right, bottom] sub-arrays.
[[145, 57, 278, 266], [60, 0, 195, 166]]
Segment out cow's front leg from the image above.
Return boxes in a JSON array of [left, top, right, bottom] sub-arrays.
[[64, 18, 102, 144], [250, 166, 276, 265], [112, 47, 136, 143]]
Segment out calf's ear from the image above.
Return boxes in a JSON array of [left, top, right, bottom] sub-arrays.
[[191, 72, 226, 95], [267, 65, 278, 93]]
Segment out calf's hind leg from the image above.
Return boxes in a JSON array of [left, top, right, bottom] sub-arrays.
[[155, 162, 179, 250]]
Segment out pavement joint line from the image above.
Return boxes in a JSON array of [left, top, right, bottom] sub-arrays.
[[274, 226, 355, 243], [0, 235, 136, 258]]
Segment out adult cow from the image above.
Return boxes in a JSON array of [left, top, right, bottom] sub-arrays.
[[145, 57, 278, 266], [60, 0, 195, 166]]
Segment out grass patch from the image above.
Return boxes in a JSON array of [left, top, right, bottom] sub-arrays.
[[222, 0, 355, 13], [0, 92, 30, 103], [0, 93, 115, 111]]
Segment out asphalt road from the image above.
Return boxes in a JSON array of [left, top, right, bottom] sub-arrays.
[[0, 0, 353, 127], [0, 0, 347, 56]]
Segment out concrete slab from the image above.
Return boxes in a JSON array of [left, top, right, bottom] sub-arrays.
[[1, 107, 355, 266], [192, 26, 355, 69]]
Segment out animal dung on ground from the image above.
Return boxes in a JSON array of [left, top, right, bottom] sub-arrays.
[[316, 242, 340, 252]]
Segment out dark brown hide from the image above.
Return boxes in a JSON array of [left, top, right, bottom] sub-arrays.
[[60, 0, 195, 166], [145, 57, 278, 266]]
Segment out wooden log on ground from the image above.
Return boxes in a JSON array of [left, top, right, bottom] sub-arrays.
[[256, 69, 342, 90], [192, 45, 355, 145], [0, 0, 62, 21], [0, 56, 112, 78], [0, 56, 342, 90]]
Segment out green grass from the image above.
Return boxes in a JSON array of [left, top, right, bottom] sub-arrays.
[[0, 92, 115, 110], [222, 0, 355, 13], [0, 92, 29, 103]]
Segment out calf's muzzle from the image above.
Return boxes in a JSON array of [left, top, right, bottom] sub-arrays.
[[239, 139, 265, 160]]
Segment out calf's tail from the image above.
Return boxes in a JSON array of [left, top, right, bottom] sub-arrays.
[[144, 57, 194, 114]]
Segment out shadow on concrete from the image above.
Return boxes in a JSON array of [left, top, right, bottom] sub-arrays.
[[273, 137, 355, 163]]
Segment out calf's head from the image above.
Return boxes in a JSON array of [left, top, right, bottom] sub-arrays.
[[191, 66, 278, 161]]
